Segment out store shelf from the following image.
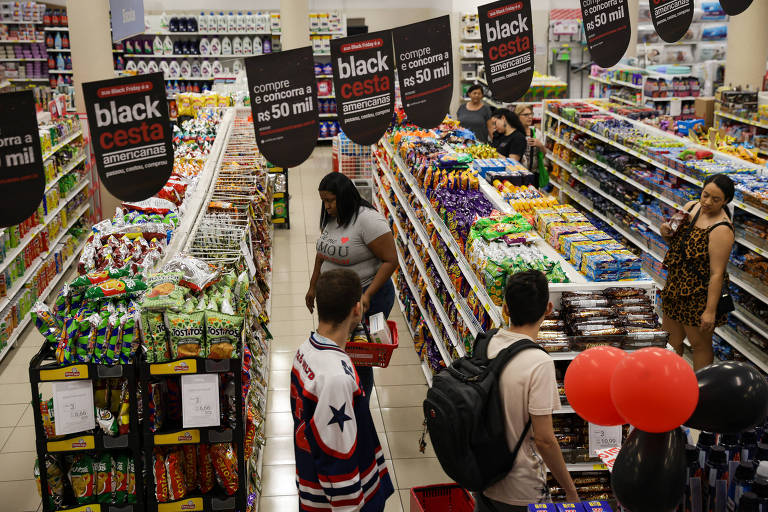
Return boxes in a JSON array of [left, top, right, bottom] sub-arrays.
[[589, 75, 612, 86], [317, 136, 334, 141], [394, 295, 435, 386], [162, 76, 215, 81], [47, 48, 69, 52], [48, 69, 72, 74], [609, 96, 639, 106], [144, 30, 276, 36], [420, 361, 434, 386], [318, 113, 337, 118], [0, 39, 44, 43], [715, 326, 768, 373], [381, 139, 504, 327], [645, 96, 699, 102], [374, 154, 481, 338], [314, 74, 332, 78], [124, 53, 269, 59], [611, 79, 643, 89], [728, 269, 768, 306], [732, 305, 768, 339], [42, 129, 82, 161], [394, 244, 451, 366], [8, 77, 48, 82], [566, 462, 608, 471], [0, 57, 46, 62], [715, 111, 768, 130], [43, 27, 69, 31], [1, 20, 42, 24], [554, 405, 575, 414], [313, 52, 331, 56], [318, 94, 335, 99]]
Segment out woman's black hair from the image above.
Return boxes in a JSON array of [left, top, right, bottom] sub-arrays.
[[466, 84, 483, 95], [318, 172, 374, 229], [491, 108, 525, 133], [703, 173, 735, 218]]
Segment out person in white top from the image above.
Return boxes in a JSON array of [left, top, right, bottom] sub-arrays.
[[477, 270, 579, 511]]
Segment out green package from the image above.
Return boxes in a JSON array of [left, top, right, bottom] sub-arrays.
[[142, 311, 169, 363], [165, 311, 205, 358], [68, 454, 95, 505], [112, 455, 128, 505], [205, 311, 244, 359], [93, 453, 112, 503]]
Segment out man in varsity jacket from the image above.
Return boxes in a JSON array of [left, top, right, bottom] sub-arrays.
[[291, 269, 394, 511]]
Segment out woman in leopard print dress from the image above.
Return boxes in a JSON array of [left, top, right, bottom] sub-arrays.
[[660, 174, 735, 371]]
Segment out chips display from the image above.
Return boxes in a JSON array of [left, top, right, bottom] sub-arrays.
[[210, 442, 239, 495], [165, 311, 205, 358], [69, 454, 95, 505]]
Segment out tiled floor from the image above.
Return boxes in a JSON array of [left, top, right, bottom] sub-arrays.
[[259, 147, 450, 511], [0, 147, 448, 512]]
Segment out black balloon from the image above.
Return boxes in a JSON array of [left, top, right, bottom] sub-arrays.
[[685, 361, 768, 433], [719, 0, 753, 15], [612, 428, 687, 512]]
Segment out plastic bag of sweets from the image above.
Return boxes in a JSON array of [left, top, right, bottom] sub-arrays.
[[210, 443, 239, 495], [166, 448, 187, 501], [153, 449, 169, 503], [165, 311, 205, 358], [197, 444, 216, 493], [68, 454, 95, 505]]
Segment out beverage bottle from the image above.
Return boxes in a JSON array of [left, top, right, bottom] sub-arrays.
[[706, 446, 730, 512], [54, 32, 62, 49], [61, 9, 68, 26], [56, 53, 64, 70], [755, 444, 768, 465], [721, 433, 742, 461], [738, 492, 760, 512], [682, 444, 704, 512], [699, 432, 717, 468], [752, 462, 768, 512], [731, 461, 756, 510], [61, 33, 69, 49], [743, 431, 760, 462], [46, 32, 54, 48]]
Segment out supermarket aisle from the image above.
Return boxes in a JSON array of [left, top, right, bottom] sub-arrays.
[[0, 304, 48, 511], [260, 147, 450, 512]]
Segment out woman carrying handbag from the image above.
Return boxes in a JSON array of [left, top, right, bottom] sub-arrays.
[[660, 174, 735, 371]]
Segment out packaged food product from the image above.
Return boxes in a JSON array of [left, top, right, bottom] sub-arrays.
[[166, 311, 205, 358], [210, 442, 239, 495], [197, 444, 215, 493], [68, 454, 95, 505], [97, 408, 119, 436], [85, 277, 148, 301], [94, 453, 113, 503], [70, 268, 132, 289], [182, 445, 198, 493], [153, 449, 169, 503], [31, 302, 62, 344], [162, 254, 220, 292], [166, 449, 187, 500], [113, 455, 128, 504], [205, 311, 243, 359], [143, 311, 170, 362]]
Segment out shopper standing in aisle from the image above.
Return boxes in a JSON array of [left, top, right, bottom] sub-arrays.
[[490, 109, 527, 160], [660, 174, 735, 371], [477, 271, 579, 512], [292, 269, 394, 512], [457, 84, 495, 143], [514, 105, 549, 189], [307, 172, 397, 398]]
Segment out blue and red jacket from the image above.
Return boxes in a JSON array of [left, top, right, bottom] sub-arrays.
[[290, 332, 394, 512]]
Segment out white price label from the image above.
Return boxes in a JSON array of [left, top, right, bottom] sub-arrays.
[[588, 423, 622, 456], [52, 380, 95, 436], [181, 374, 221, 428], [240, 238, 257, 280]]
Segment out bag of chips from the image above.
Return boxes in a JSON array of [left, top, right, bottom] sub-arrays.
[[143, 311, 169, 363], [97, 408, 118, 437], [112, 455, 128, 505], [35, 456, 65, 509], [166, 448, 187, 501], [182, 444, 198, 493], [85, 277, 147, 301], [69, 454, 95, 505], [94, 453, 113, 503], [210, 442, 239, 495], [147, 381, 164, 433], [165, 311, 205, 358], [127, 456, 137, 504], [153, 449, 169, 503], [162, 254, 219, 292], [197, 444, 215, 493], [31, 302, 62, 344], [205, 311, 243, 359], [70, 268, 132, 289]]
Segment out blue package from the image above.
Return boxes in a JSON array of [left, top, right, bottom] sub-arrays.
[[528, 505, 558, 512], [556, 504, 585, 512], [581, 501, 613, 512]]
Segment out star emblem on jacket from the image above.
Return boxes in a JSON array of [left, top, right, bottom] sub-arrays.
[[327, 402, 352, 432]]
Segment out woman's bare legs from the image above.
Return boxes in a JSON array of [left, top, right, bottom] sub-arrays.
[[684, 324, 715, 371], [663, 315, 687, 356]]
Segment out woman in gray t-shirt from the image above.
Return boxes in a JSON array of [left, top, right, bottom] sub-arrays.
[[457, 84, 494, 143], [307, 172, 398, 397]]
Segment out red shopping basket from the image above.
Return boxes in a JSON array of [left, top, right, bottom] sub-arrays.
[[344, 320, 399, 367], [410, 483, 476, 512]]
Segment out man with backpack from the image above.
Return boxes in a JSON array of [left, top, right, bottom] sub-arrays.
[[425, 270, 578, 511]]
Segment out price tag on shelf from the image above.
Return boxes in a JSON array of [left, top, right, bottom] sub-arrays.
[[182, 374, 221, 428], [240, 238, 257, 280], [589, 423, 622, 457], [52, 380, 95, 436]]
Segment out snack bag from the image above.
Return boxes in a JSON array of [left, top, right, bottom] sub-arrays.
[[94, 453, 113, 503], [197, 444, 215, 493], [153, 449, 169, 503], [117, 380, 131, 435], [147, 381, 164, 432], [35, 456, 66, 509], [85, 277, 147, 301], [104, 312, 122, 364], [70, 268, 132, 289], [118, 308, 137, 364], [141, 281, 187, 311], [205, 311, 243, 359], [31, 302, 62, 343], [52, 284, 71, 318], [166, 449, 187, 501], [69, 454, 95, 504], [210, 442, 239, 495], [162, 254, 219, 292], [96, 408, 119, 437], [127, 456, 137, 504], [143, 311, 170, 363], [55, 316, 78, 364], [165, 311, 205, 358], [182, 444, 198, 493], [112, 455, 128, 505]]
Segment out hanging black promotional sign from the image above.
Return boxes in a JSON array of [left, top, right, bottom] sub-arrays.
[[392, 16, 453, 129], [82, 72, 173, 202], [246, 47, 318, 168], [579, 0, 632, 68], [0, 90, 45, 227], [650, 0, 694, 43], [331, 30, 396, 146], [477, 0, 535, 103], [719, 0, 753, 15]]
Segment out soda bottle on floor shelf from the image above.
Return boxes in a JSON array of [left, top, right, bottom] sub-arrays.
[[730, 461, 756, 510], [706, 446, 730, 512], [720, 433, 742, 461], [682, 444, 704, 512], [738, 492, 760, 512]]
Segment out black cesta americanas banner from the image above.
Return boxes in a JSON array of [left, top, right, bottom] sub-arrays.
[[82, 72, 173, 202], [331, 30, 395, 146], [478, 0, 534, 103], [392, 16, 453, 129], [719, 0, 753, 15], [246, 47, 318, 168], [0, 90, 45, 227], [650, 0, 694, 43], [579, 0, 632, 68]]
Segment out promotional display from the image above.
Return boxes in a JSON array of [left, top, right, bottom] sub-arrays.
[[0, 90, 45, 227], [109, 0, 145, 42], [478, 0, 534, 102], [246, 47, 319, 168], [392, 16, 453, 129], [82, 72, 174, 202], [649, 0, 694, 43], [718, 0, 754, 15], [331, 30, 396, 146], [579, 0, 632, 68]]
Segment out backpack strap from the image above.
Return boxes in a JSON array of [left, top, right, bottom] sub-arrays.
[[708, 221, 734, 233], [486, 338, 548, 375], [472, 328, 500, 361]]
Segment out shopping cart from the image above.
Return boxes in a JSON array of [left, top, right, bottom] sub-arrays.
[[332, 132, 373, 179], [344, 320, 399, 368], [410, 484, 476, 512]]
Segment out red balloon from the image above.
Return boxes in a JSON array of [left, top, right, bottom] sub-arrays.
[[564, 346, 627, 426], [610, 347, 699, 433]]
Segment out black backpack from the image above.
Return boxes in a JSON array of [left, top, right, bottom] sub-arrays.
[[423, 328, 547, 492]]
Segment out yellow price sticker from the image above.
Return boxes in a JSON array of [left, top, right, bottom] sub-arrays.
[[593, 463, 608, 470], [158, 498, 205, 512], [47, 435, 95, 452]]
